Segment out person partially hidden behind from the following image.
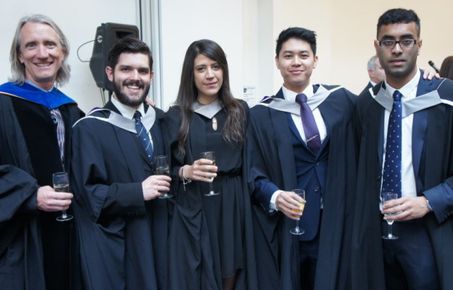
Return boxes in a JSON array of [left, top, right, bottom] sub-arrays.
[[360, 55, 386, 95], [440, 55, 453, 80]]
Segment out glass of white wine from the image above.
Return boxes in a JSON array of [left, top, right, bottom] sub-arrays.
[[381, 192, 399, 240], [200, 151, 220, 196], [289, 189, 306, 235], [154, 155, 173, 199], [52, 172, 73, 222]]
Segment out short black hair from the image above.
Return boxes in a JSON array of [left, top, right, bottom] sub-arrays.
[[275, 27, 317, 56], [107, 37, 153, 69], [377, 8, 420, 38]]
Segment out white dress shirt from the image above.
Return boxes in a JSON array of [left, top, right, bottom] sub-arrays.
[[381, 69, 420, 198], [270, 84, 327, 210], [111, 96, 154, 147], [283, 85, 327, 143]]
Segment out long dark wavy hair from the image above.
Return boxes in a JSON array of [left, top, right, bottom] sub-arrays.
[[175, 39, 246, 156]]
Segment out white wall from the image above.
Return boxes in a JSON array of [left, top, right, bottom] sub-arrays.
[[0, 0, 139, 112], [158, 0, 243, 109], [241, 0, 275, 105], [2, 1, 452, 111], [243, 0, 453, 97], [0, 0, 244, 111]]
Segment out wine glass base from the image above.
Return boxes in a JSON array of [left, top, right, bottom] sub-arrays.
[[158, 193, 174, 199], [204, 191, 220, 196], [382, 234, 398, 240], [290, 229, 305, 236], [56, 214, 74, 222]]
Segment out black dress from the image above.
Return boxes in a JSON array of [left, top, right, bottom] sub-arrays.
[[163, 101, 257, 290]]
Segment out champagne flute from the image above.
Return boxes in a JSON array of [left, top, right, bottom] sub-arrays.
[[289, 189, 306, 235], [52, 172, 74, 222], [154, 155, 173, 199], [200, 151, 220, 196], [381, 192, 399, 240]]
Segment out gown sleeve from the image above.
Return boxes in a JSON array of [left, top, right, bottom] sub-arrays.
[[71, 118, 145, 223]]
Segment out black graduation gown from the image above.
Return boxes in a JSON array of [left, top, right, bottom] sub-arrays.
[[71, 102, 169, 290], [0, 92, 84, 290], [247, 86, 358, 290], [358, 82, 373, 98], [163, 101, 257, 290], [351, 76, 453, 290]]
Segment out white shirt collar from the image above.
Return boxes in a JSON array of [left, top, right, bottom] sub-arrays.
[[25, 80, 55, 93], [111, 95, 145, 120], [385, 69, 420, 100], [282, 84, 314, 102]]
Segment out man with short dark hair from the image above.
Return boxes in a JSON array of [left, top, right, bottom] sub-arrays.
[[248, 27, 357, 290], [351, 8, 453, 290], [71, 37, 171, 290], [0, 14, 83, 290]]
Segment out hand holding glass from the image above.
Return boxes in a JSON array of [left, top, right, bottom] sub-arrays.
[[200, 151, 220, 196], [52, 172, 74, 222], [289, 189, 306, 236], [381, 192, 399, 240], [154, 155, 173, 199]]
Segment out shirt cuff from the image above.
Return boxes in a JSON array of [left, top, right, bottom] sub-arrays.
[[424, 196, 433, 211], [270, 190, 283, 211]]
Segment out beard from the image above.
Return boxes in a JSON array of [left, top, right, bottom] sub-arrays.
[[113, 78, 150, 107]]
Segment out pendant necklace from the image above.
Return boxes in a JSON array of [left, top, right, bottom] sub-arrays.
[[212, 117, 218, 131]]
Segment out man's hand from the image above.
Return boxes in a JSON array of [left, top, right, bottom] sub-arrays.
[[37, 185, 73, 212], [145, 97, 156, 107], [276, 190, 306, 220], [382, 196, 430, 221], [422, 67, 440, 80], [142, 175, 171, 201]]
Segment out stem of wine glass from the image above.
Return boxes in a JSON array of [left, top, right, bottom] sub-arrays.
[[388, 223, 393, 238], [295, 221, 300, 233], [209, 181, 214, 193]]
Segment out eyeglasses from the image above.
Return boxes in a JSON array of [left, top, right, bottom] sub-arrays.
[[378, 39, 417, 49]]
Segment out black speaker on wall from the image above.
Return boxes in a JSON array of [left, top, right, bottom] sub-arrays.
[[89, 23, 139, 91]]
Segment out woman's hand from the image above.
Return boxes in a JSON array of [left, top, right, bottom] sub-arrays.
[[181, 158, 217, 182]]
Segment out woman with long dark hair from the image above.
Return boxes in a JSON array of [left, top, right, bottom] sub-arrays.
[[164, 39, 256, 290]]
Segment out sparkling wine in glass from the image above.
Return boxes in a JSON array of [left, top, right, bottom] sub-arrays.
[[289, 189, 306, 235], [200, 151, 220, 196], [154, 155, 173, 199], [52, 172, 74, 222], [381, 192, 399, 240]]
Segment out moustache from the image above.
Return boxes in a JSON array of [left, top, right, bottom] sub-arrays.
[[123, 79, 145, 89]]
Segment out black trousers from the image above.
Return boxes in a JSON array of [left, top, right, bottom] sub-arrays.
[[298, 236, 319, 290], [382, 219, 440, 290], [293, 211, 322, 290]]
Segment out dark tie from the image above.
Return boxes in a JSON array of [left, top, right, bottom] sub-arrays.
[[133, 111, 154, 160], [381, 90, 402, 197], [295, 93, 321, 153]]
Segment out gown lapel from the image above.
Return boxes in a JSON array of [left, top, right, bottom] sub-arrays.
[[412, 77, 430, 192], [105, 101, 154, 168]]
